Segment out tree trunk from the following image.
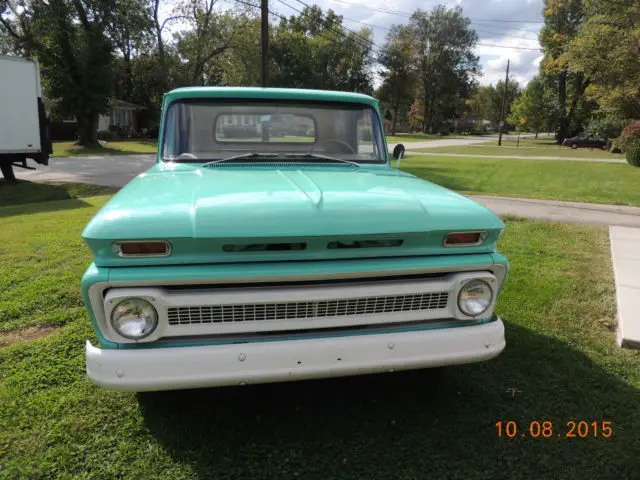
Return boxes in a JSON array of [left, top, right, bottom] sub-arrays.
[[124, 51, 133, 100], [391, 99, 399, 136], [76, 113, 100, 147], [557, 71, 568, 143], [535, 128, 539, 139]]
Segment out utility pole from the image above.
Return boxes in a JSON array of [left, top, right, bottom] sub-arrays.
[[261, 0, 269, 88], [498, 59, 510, 146]]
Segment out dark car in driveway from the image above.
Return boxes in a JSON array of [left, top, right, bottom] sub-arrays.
[[562, 135, 610, 150]]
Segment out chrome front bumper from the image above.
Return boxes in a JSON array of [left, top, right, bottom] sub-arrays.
[[86, 317, 505, 392]]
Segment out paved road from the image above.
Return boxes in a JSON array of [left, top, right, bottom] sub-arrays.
[[469, 195, 640, 228], [388, 136, 495, 151], [406, 151, 626, 164], [16, 154, 155, 187], [14, 152, 640, 227], [388, 133, 539, 152]]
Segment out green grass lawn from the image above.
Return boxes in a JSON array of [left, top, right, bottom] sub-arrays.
[[1, 192, 640, 478], [402, 155, 640, 206], [52, 140, 157, 157], [415, 137, 623, 159]]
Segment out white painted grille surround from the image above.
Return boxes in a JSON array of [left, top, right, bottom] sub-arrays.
[[99, 271, 500, 344]]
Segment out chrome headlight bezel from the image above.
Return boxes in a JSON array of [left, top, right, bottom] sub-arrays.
[[457, 279, 493, 317], [110, 297, 159, 340]]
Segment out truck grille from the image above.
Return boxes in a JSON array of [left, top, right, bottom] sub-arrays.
[[167, 292, 449, 325]]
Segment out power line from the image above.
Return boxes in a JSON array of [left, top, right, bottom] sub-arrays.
[[276, 0, 383, 54], [329, 0, 545, 23], [338, 18, 540, 43], [290, 0, 378, 50], [328, 13, 542, 50], [477, 43, 541, 51], [234, 0, 382, 55], [235, 0, 542, 53]]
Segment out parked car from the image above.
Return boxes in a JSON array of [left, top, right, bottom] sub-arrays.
[[81, 87, 509, 392], [562, 135, 610, 150]]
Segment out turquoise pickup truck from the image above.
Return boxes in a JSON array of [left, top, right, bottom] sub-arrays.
[[81, 87, 508, 392]]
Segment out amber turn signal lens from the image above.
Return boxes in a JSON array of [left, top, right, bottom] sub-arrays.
[[444, 232, 483, 246], [118, 241, 170, 256]]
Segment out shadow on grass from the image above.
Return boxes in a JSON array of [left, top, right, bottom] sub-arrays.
[[138, 322, 640, 479], [0, 181, 105, 217]]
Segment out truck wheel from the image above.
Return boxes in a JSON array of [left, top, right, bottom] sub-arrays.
[[0, 162, 17, 182], [570, 143, 578, 149]]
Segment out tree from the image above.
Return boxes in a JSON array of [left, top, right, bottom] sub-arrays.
[[567, 0, 640, 118], [467, 85, 493, 124], [377, 25, 416, 135], [539, 0, 588, 143], [173, 0, 245, 86], [508, 77, 551, 137], [270, 6, 373, 92], [1, 0, 117, 146], [409, 6, 479, 133], [489, 80, 521, 128], [407, 98, 424, 131], [106, 0, 154, 101], [218, 15, 261, 86]]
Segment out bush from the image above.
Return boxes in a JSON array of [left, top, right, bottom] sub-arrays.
[[584, 116, 628, 140], [97, 130, 119, 141], [618, 120, 640, 167], [626, 148, 640, 166]]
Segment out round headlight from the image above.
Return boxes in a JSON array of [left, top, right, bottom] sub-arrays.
[[111, 298, 158, 340], [458, 280, 493, 317]]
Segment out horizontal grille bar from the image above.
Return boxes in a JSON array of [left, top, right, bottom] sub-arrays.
[[167, 292, 449, 325]]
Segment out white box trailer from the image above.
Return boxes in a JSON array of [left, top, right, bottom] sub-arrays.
[[0, 54, 52, 181]]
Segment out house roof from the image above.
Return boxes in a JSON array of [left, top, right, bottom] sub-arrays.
[[112, 99, 145, 110], [164, 87, 380, 109]]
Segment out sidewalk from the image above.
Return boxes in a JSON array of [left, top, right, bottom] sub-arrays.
[[609, 227, 640, 349]]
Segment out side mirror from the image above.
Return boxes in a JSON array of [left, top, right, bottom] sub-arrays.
[[392, 144, 405, 160]]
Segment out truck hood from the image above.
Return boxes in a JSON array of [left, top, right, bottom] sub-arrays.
[[83, 163, 504, 266]]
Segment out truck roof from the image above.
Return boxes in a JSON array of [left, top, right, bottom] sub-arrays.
[[164, 87, 379, 108]]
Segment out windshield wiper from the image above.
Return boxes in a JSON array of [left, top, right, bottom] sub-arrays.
[[284, 153, 360, 167], [202, 152, 280, 167]]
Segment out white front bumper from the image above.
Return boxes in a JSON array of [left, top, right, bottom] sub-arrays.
[[86, 318, 505, 392]]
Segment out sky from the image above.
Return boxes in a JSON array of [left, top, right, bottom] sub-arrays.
[[160, 0, 545, 88]]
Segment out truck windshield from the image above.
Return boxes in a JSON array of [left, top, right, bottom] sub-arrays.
[[162, 100, 386, 164]]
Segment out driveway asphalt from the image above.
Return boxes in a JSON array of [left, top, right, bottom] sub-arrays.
[[16, 154, 156, 188], [406, 151, 626, 164]]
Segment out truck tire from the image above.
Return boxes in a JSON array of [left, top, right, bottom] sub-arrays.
[[0, 161, 17, 182]]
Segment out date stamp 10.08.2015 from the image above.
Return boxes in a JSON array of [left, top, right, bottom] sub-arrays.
[[495, 420, 612, 439]]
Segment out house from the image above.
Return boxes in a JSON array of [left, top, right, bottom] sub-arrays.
[[97, 99, 145, 133], [49, 99, 146, 140]]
